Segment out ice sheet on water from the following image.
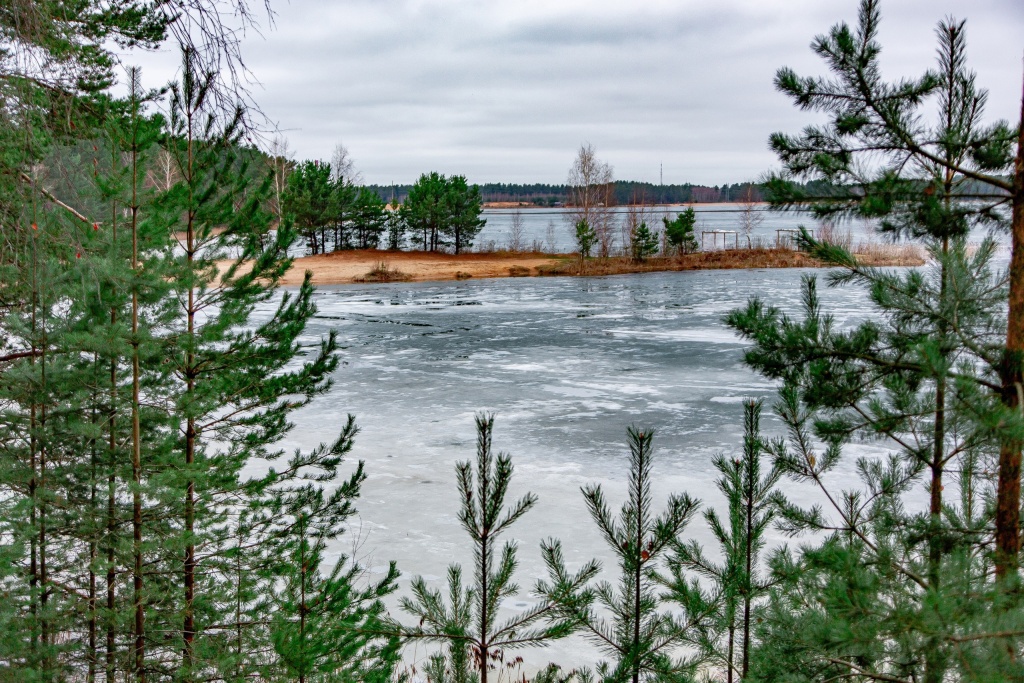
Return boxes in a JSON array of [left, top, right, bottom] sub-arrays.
[[257, 268, 886, 671]]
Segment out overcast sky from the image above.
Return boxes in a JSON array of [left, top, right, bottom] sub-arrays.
[[124, 0, 1023, 186]]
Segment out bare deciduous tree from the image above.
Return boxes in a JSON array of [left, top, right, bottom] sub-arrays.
[[146, 148, 181, 192], [267, 135, 294, 223], [330, 142, 362, 186], [545, 221, 558, 254], [738, 186, 764, 248], [567, 143, 616, 257], [506, 209, 525, 252]]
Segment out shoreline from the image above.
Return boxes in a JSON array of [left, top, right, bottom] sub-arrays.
[[244, 247, 925, 287], [481, 201, 772, 209]]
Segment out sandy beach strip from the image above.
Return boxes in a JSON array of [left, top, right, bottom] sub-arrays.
[[265, 249, 562, 286], [219, 245, 924, 287]]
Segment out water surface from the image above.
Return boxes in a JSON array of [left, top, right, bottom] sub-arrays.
[[274, 267, 883, 671]]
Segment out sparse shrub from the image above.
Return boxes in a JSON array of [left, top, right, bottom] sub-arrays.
[[355, 261, 411, 283], [815, 221, 851, 250]]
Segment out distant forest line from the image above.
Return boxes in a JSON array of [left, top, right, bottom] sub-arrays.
[[366, 180, 777, 206], [364, 177, 1010, 208]]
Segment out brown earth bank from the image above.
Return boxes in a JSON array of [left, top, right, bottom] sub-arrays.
[[250, 246, 925, 287]]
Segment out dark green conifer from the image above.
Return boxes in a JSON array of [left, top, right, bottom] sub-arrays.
[[266, 420, 402, 683], [662, 209, 697, 256], [574, 219, 597, 267], [541, 427, 704, 683], [727, 4, 1024, 678], [351, 187, 389, 249], [283, 160, 335, 254], [630, 222, 659, 262], [399, 414, 595, 683], [662, 400, 780, 683]]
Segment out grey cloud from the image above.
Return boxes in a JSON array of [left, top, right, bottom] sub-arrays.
[[123, 0, 1023, 185]]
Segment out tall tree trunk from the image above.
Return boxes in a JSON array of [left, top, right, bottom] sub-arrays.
[[130, 75, 146, 682], [28, 186, 41, 668], [742, 453, 754, 679], [234, 518, 244, 680], [726, 623, 735, 683], [632, 444, 645, 683], [479, 464, 490, 683], [89, 373, 99, 683], [29, 264, 39, 668], [996, 75, 1024, 580], [182, 107, 197, 681], [106, 196, 119, 683], [39, 326, 49, 681], [299, 516, 307, 683]]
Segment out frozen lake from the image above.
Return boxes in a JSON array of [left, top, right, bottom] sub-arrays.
[[270, 266, 895, 672]]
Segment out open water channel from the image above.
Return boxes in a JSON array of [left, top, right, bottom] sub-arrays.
[[475, 203, 825, 252], [265, 263, 898, 673]]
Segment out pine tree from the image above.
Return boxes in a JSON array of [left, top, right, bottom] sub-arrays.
[[330, 176, 357, 250], [661, 400, 781, 683], [266, 419, 402, 683], [725, 7, 1024, 666], [352, 187, 389, 249], [541, 427, 704, 683], [0, 3, 383, 682], [147, 47, 340, 681], [400, 172, 486, 253], [0, 70, 173, 683], [445, 175, 486, 255], [399, 414, 595, 683], [283, 160, 334, 254], [662, 209, 697, 257], [630, 222, 659, 263], [761, 0, 1024, 579], [574, 219, 597, 267]]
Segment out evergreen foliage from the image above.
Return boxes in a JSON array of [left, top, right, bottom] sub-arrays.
[[282, 160, 335, 254], [0, 22, 399, 683], [725, 1, 1024, 679], [4, 0, 1024, 681], [365, 181, 775, 207], [401, 172, 486, 253], [574, 220, 597, 262], [352, 187, 389, 249], [629, 222, 659, 262], [398, 414, 596, 683], [662, 400, 780, 683], [541, 427, 704, 683], [266, 422, 401, 683], [662, 209, 698, 256]]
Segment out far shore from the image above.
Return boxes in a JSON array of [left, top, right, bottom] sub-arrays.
[[480, 201, 771, 209], [231, 245, 926, 287]]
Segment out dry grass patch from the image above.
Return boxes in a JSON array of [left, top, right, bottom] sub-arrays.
[[536, 249, 823, 277], [353, 261, 412, 283], [852, 242, 927, 266]]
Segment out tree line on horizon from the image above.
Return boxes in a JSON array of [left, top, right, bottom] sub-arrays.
[[362, 180, 771, 207], [1, 0, 1023, 682]]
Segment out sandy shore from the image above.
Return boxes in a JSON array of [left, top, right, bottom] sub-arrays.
[[270, 250, 562, 286], [224, 245, 924, 287]]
